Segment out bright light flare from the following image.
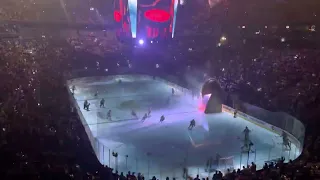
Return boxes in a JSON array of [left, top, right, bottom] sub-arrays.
[[198, 103, 206, 112], [220, 36, 227, 42], [138, 39, 144, 45], [199, 94, 211, 112]]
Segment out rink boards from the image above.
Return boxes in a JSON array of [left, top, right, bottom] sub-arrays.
[[222, 105, 302, 154], [66, 74, 304, 179]]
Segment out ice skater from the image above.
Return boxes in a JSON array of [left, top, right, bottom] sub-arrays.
[[107, 110, 112, 120], [234, 109, 238, 118], [188, 119, 196, 130], [86, 102, 91, 111], [83, 100, 88, 109], [100, 98, 105, 108], [241, 126, 253, 151], [94, 91, 98, 98], [282, 131, 291, 150], [141, 113, 148, 122], [71, 85, 76, 95], [131, 110, 138, 119], [243, 126, 251, 142], [84, 100, 90, 111], [160, 115, 165, 123], [172, 88, 175, 96]]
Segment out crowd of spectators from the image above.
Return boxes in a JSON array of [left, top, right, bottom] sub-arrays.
[[1, 0, 320, 180], [0, 36, 107, 179], [67, 30, 123, 56], [1, 28, 320, 180], [0, 0, 109, 24], [0, 0, 67, 22], [207, 45, 320, 117]]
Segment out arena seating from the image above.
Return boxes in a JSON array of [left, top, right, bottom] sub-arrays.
[[1, 0, 320, 179]]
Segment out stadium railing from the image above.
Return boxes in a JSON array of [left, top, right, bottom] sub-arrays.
[[65, 82, 98, 156], [222, 104, 304, 169], [240, 103, 305, 149]]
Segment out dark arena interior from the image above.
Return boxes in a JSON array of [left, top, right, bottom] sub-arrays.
[[0, 0, 320, 179]]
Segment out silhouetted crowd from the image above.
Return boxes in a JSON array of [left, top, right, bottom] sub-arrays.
[[1, 28, 320, 180], [0, 0, 112, 23], [1, 0, 320, 179]]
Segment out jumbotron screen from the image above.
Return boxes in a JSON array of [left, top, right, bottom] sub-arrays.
[[114, 0, 179, 41]]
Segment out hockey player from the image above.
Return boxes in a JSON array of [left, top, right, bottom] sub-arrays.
[[241, 126, 253, 151], [243, 126, 251, 142], [141, 113, 148, 122], [188, 119, 196, 130], [107, 110, 112, 120], [160, 115, 165, 123], [172, 88, 175, 96], [87, 102, 91, 111], [84, 100, 90, 111], [131, 110, 138, 119], [71, 85, 76, 95], [83, 100, 88, 110], [100, 98, 105, 108], [233, 109, 238, 118], [282, 131, 288, 142]]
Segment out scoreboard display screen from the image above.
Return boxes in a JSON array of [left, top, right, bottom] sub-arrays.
[[114, 0, 131, 39], [114, 0, 179, 41]]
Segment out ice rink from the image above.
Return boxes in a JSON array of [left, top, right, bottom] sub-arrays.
[[68, 75, 300, 179]]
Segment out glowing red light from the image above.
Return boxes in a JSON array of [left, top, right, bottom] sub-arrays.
[[198, 103, 206, 112], [114, 11, 122, 22], [144, 9, 170, 23]]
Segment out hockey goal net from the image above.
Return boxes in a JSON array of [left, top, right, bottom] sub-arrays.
[[218, 156, 234, 171]]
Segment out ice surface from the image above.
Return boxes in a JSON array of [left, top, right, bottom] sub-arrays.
[[68, 76, 300, 179]]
